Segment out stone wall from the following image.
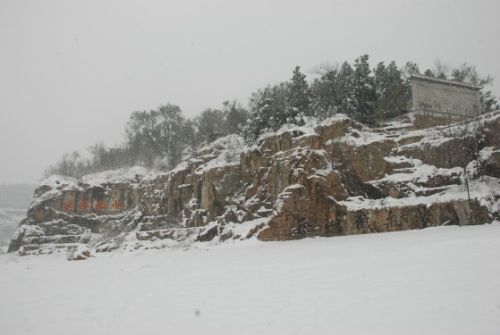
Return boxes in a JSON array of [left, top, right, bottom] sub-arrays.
[[411, 75, 480, 120]]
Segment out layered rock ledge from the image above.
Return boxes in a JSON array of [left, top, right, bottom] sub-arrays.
[[8, 112, 500, 255]]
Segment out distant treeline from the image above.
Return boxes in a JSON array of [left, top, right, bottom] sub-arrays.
[[46, 55, 498, 178]]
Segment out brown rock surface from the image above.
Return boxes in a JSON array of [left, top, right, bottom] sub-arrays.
[[8, 113, 499, 254]]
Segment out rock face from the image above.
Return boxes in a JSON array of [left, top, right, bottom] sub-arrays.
[[8, 112, 500, 255]]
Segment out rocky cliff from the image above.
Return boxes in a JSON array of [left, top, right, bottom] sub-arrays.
[[8, 112, 500, 257]]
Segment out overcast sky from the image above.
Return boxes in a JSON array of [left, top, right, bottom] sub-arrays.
[[0, 0, 499, 184]]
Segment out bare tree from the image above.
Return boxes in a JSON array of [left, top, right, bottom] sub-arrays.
[[433, 59, 451, 79]]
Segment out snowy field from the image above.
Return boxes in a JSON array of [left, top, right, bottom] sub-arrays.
[[1, 223, 500, 335]]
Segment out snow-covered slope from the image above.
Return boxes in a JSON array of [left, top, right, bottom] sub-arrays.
[[7, 112, 500, 255], [1, 222, 499, 335]]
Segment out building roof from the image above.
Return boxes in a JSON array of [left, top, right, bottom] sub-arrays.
[[410, 74, 481, 91]]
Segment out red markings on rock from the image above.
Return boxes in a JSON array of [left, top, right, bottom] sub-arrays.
[[95, 201, 106, 211], [63, 201, 74, 211], [79, 199, 90, 211], [111, 200, 122, 210]]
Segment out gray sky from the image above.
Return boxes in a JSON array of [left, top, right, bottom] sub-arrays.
[[1, 0, 499, 184]]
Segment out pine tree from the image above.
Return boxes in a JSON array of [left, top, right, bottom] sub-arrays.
[[247, 82, 290, 140], [311, 68, 338, 119], [287, 66, 312, 121], [374, 61, 409, 119], [222, 100, 249, 135], [183, 119, 202, 156], [245, 86, 278, 140], [424, 69, 435, 77], [353, 55, 377, 124], [335, 61, 355, 117], [374, 61, 388, 118], [480, 90, 498, 113]]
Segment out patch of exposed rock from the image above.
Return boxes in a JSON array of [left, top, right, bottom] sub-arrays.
[[8, 112, 500, 255]]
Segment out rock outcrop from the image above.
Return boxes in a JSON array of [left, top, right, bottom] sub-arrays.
[[8, 112, 500, 255]]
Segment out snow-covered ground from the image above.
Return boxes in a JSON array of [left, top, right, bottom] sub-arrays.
[[1, 223, 500, 335]]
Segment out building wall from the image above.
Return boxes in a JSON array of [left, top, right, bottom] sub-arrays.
[[411, 78, 480, 119]]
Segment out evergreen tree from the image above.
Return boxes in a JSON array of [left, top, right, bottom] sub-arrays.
[[311, 68, 338, 119], [45, 57, 499, 178], [287, 66, 312, 121], [374, 61, 409, 119], [335, 61, 356, 116], [245, 83, 288, 140], [246, 87, 275, 140], [424, 69, 435, 77], [374, 61, 388, 118], [353, 54, 377, 124], [222, 100, 249, 135], [480, 90, 498, 113], [183, 119, 201, 156]]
